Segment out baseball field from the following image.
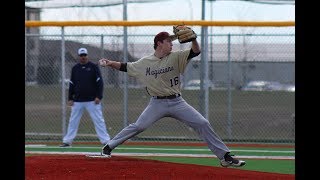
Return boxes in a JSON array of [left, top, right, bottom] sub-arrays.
[[26, 85, 295, 179], [25, 142, 295, 179]]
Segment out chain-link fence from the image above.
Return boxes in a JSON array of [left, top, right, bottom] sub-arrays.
[[25, 24, 295, 144]]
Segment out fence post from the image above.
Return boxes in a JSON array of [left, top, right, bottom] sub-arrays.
[[61, 26, 67, 138], [227, 33, 233, 139], [123, 0, 129, 128], [200, 26, 209, 119]]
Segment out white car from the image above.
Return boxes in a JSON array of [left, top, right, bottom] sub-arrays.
[[241, 81, 270, 91], [184, 80, 201, 90], [282, 84, 295, 92], [183, 80, 214, 90], [241, 81, 292, 92]]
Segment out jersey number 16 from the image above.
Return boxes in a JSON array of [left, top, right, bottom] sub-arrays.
[[170, 76, 179, 87]]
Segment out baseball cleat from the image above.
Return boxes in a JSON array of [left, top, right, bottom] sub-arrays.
[[101, 144, 112, 157], [220, 152, 246, 167], [59, 143, 71, 147]]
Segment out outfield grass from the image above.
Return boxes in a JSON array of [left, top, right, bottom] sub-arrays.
[[25, 86, 295, 143]]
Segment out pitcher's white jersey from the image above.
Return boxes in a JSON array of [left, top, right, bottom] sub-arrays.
[[127, 49, 191, 96]]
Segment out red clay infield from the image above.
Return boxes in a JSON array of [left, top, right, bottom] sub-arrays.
[[25, 155, 294, 180]]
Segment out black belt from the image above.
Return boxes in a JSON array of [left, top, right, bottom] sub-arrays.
[[154, 94, 181, 99]]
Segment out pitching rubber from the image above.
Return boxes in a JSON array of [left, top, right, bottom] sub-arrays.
[[85, 153, 111, 158]]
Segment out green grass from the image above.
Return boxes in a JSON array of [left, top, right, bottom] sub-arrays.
[[138, 157, 294, 174], [25, 86, 295, 143]]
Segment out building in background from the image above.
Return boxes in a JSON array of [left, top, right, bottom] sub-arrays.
[[25, 6, 41, 83]]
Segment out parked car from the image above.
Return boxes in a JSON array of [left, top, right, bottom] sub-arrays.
[[241, 81, 283, 91], [241, 81, 295, 92], [282, 84, 295, 92], [241, 81, 270, 91], [264, 81, 283, 91], [58, 78, 70, 87], [184, 80, 201, 90], [183, 80, 214, 90]]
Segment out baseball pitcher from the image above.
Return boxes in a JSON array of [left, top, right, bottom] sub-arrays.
[[98, 26, 245, 167]]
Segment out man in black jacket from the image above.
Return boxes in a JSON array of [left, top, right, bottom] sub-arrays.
[[60, 48, 111, 147]]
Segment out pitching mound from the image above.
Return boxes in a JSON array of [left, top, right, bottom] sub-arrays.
[[25, 155, 294, 180]]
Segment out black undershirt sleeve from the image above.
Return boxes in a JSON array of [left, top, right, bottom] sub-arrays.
[[187, 48, 200, 60], [119, 62, 127, 72]]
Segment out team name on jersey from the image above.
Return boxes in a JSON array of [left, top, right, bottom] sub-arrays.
[[145, 66, 174, 79]]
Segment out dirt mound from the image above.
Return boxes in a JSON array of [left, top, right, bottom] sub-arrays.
[[26, 155, 294, 180]]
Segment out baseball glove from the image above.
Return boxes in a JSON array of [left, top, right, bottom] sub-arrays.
[[173, 25, 197, 44]]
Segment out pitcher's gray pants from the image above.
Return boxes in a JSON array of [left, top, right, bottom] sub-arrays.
[[107, 96, 230, 160]]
